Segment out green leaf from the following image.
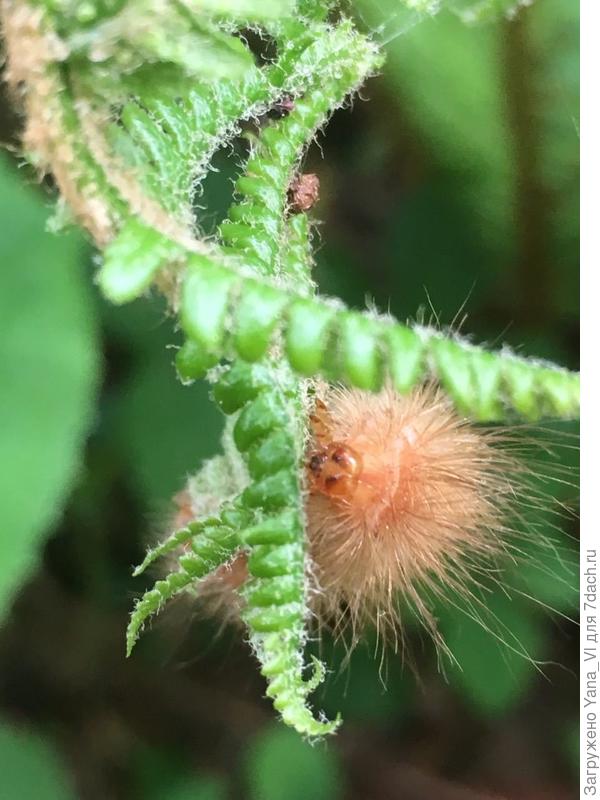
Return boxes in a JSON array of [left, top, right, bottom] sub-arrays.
[[357, 0, 578, 316], [0, 158, 99, 619], [157, 777, 226, 800], [312, 639, 415, 725], [133, 745, 227, 800], [246, 725, 343, 800], [448, 0, 533, 24], [380, 9, 513, 251], [440, 591, 545, 716], [0, 723, 75, 800], [528, 0, 579, 317], [563, 718, 579, 774], [515, 548, 578, 613], [109, 325, 223, 504], [508, 513, 579, 612]]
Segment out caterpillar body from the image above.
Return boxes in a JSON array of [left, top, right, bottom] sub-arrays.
[[305, 382, 520, 649]]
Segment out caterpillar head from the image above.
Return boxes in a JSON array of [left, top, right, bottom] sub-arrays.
[[307, 442, 362, 498]]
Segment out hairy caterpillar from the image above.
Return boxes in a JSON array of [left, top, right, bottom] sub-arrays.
[[305, 382, 526, 650], [148, 376, 575, 671]]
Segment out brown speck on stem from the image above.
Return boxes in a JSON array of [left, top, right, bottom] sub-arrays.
[[268, 95, 295, 119], [287, 172, 320, 214]]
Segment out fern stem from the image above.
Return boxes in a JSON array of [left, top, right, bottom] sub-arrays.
[[181, 259, 580, 421], [219, 20, 381, 279]]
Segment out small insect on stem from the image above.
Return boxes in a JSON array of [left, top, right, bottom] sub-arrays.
[[288, 173, 320, 214]]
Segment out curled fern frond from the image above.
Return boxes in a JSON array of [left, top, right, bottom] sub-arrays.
[[126, 510, 244, 654]]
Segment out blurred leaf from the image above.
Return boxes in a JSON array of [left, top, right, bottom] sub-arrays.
[[0, 158, 99, 619], [359, 6, 513, 251], [505, 420, 579, 611], [0, 722, 75, 799], [382, 178, 497, 322], [448, 0, 533, 24], [357, 0, 578, 313], [107, 323, 223, 505], [161, 777, 226, 800], [563, 719, 579, 775], [510, 528, 578, 613], [313, 638, 415, 726], [56, 0, 294, 31], [246, 724, 343, 800], [528, 0, 579, 316], [133, 744, 228, 800], [440, 590, 545, 716], [362, 0, 534, 24], [130, 20, 253, 80]]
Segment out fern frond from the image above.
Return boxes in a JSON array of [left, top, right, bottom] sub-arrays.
[[180, 260, 579, 421], [211, 358, 340, 737], [126, 518, 242, 653]]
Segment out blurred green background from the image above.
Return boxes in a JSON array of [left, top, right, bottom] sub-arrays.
[[0, 2, 579, 798]]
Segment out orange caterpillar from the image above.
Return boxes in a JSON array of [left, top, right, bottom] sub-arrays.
[[305, 383, 520, 646], [168, 383, 550, 649]]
